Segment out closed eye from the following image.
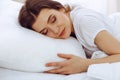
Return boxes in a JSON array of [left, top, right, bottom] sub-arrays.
[[40, 28, 48, 35], [51, 15, 56, 23]]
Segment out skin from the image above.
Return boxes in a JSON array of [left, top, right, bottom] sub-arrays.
[[32, 8, 120, 75], [32, 8, 74, 39]]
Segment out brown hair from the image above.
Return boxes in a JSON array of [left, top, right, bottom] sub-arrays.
[[18, 0, 70, 30]]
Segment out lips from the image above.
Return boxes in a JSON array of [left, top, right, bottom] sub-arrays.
[[59, 28, 65, 37]]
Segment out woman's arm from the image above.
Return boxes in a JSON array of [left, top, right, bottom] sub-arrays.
[[45, 30, 120, 74], [95, 30, 120, 55], [89, 30, 120, 64]]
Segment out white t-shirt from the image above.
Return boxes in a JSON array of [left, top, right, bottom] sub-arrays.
[[70, 6, 114, 57]]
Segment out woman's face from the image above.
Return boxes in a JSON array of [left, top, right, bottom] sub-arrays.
[[32, 8, 73, 39]]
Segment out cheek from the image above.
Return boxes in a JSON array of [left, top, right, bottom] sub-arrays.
[[65, 24, 71, 37], [58, 15, 66, 24], [47, 32, 56, 37]]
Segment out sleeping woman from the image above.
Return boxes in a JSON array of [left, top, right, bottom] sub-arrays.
[[18, 0, 120, 75]]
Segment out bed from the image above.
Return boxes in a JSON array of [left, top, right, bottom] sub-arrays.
[[0, 68, 91, 80], [1, 0, 120, 80], [1, 61, 120, 80]]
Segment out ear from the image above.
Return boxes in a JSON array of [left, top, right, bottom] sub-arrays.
[[59, 8, 66, 13], [59, 5, 71, 13]]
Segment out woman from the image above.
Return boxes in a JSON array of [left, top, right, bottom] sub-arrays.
[[19, 0, 120, 75]]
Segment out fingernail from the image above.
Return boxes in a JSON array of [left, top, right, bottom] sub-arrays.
[[45, 64, 49, 67], [45, 63, 48, 66]]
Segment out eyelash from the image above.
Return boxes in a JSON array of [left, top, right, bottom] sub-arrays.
[[42, 29, 48, 35], [41, 15, 56, 35], [51, 15, 56, 23]]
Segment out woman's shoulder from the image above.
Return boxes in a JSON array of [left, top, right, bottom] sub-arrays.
[[70, 5, 102, 17], [70, 5, 108, 23]]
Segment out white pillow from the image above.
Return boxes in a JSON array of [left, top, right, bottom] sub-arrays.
[[0, 0, 86, 72]]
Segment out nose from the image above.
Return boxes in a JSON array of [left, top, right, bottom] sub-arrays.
[[48, 25, 59, 34]]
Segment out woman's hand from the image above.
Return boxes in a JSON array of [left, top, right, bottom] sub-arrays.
[[45, 54, 90, 75]]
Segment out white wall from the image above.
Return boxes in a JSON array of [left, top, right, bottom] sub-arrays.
[[56, 0, 107, 15], [56, 0, 120, 15], [13, 0, 120, 15], [107, 0, 118, 14], [117, 0, 120, 12], [13, 0, 25, 3]]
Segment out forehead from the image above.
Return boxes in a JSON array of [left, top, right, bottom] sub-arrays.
[[32, 8, 57, 32]]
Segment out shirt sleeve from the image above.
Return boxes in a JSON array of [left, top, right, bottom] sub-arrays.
[[75, 15, 110, 48]]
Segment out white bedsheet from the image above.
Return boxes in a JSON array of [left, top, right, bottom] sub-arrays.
[[0, 51, 104, 80], [87, 62, 120, 80], [0, 68, 98, 80], [0, 51, 120, 80], [1, 61, 120, 80]]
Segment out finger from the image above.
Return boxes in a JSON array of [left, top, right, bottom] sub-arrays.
[[59, 67, 72, 75], [44, 68, 58, 73], [45, 67, 66, 74], [46, 62, 65, 67], [57, 53, 73, 59], [60, 71, 71, 75]]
